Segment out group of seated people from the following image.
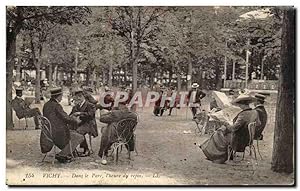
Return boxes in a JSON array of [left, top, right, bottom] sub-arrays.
[[200, 91, 268, 164], [40, 86, 137, 165]]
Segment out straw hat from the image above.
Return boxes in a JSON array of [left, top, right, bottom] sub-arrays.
[[191, 83, 199, 88], [50, 87, 63, 96]]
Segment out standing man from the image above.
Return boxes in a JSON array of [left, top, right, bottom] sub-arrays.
[[70, 88, 98, 156], [254, 93, 268, 140], [12, 87, 42, 129], [188, 83, 206, 118], [41, 87, 84, 163]]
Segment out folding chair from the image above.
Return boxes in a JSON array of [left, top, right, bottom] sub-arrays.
[[40, 116, 74, 164], [110, 117, 138, 164], [12, 108, 28, 130], [193, 111, 209, 135]]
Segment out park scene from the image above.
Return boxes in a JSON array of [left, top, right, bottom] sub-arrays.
[[6, 6, 295, 185]]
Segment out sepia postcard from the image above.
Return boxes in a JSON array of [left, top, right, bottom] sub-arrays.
[[6, 6, 295, 186]]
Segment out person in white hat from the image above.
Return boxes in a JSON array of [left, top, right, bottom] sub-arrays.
[[253, 93, 268, 140], [188, 83, 206, 118]]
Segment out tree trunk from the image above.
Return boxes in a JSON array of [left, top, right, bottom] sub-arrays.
[[187, 55, 192, 90], [33, 44, 42, 104], [49, 64, 53, 87], [150, 71, 155, 90], [177, 72, 182, 91], [102, 69, 106, 85], [86, 66, 91, 86], [199, 66, 203, 89], [108, 63, 113, 88], [6, 32, 17, 129], [91, 68, 95, 87], [168, 68, 173, 86], [15, 59, 21, 82], [124, 65, 127, 85], [132, 58, 138, 93], [271, 8, 295, 174], [215, 59, 223, 90]]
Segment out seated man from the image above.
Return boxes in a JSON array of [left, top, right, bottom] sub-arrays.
[[41, 87, 84, 163], [12, 87, 41, 129], [98, 102, 137, 165], [70, 88, 98, 156], [254, 93, 268, 140]]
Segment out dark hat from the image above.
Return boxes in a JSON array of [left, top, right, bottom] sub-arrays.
[[232, 94, 256, 105], [255, 93, 266, 102], [50, 87, 63, 96], [73, 87, 84, 95], [15, 87, 23, 92]]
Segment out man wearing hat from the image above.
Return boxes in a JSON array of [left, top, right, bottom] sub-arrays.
[[41, 87, 84, 163], [82, 86, 98, 105], [254, 93, 268, 140], [98, 102, 137, 165], [70, 88, 98, 156], [225, 95, 261, 158], [188, 83, 206, 118], [12, 88, 42, 129]]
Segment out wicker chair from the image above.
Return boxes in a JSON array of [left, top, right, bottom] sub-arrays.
[[110, 117, 138, 164]]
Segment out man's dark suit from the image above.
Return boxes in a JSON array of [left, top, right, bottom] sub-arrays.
[[188, 89, 206, 117], [254, 104, 268, 139], [41, 98, 84, 156], [70, 101, 98, 137]]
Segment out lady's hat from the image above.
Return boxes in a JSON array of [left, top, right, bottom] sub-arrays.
[[232, 94, 257, 105], [255, 93, 267, 102], [191, 83, 199, 88], [50, 87, 63, 96]]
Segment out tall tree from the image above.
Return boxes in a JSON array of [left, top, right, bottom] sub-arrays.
[[271, 7, 295, 174], [6, 6, 91, 129]]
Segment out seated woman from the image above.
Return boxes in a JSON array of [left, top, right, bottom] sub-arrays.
[[200, 95, 260, 163]]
